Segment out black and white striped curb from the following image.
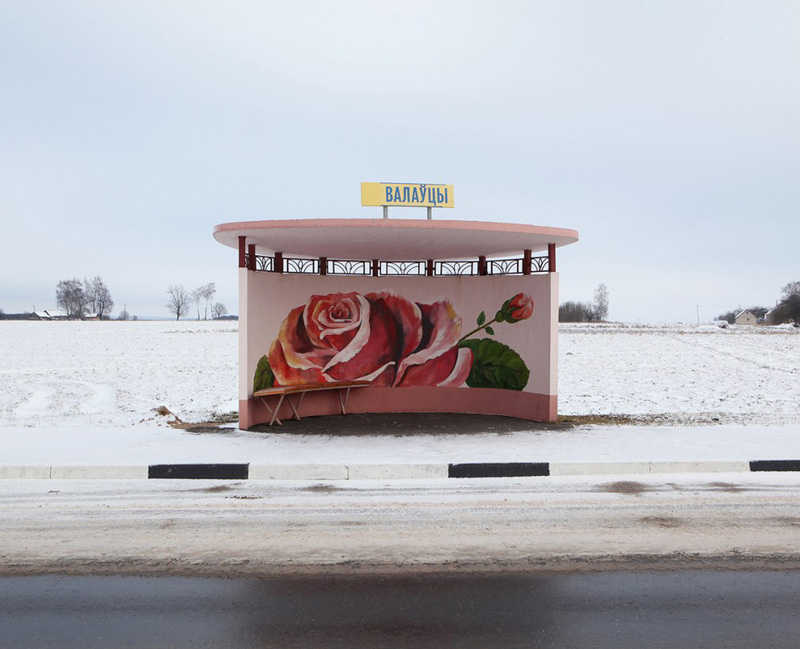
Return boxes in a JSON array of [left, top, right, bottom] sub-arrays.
[[1, 460, 800, 480]]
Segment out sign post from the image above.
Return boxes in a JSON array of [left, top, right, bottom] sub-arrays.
[[361, 182, 454, 219]]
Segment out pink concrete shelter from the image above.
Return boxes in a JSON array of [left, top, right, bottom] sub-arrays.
[[214, 218, 579, 429]]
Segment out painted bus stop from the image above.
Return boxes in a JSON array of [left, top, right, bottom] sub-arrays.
[[214, 190, 578, 429]]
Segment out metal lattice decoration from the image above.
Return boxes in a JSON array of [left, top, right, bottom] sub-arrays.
[[487, 258, 523, 275], [328, 259, 370, 276], [530, 256, 549, 273], [435, 260, 477, 276], [379, 260, 426, 276], [284, 257, 319, 274], [255, 255, 273, 272]]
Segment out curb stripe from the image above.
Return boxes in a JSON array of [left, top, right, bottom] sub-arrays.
[[749, 460, 800, 472], [4, 460, 800, 480], [148, 464, 249, 479], [448, 462, 549, 478]]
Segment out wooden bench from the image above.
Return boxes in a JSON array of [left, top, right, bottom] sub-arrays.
[[253, 381, 371, 426]]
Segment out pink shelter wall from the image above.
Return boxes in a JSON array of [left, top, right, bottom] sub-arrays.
[[238, 271, 559, 426]]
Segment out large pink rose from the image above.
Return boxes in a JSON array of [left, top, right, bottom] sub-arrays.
[[268, 291, 473, 388]]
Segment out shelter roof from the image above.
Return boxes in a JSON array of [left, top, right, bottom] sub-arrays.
[[213, 218, 578, 260]]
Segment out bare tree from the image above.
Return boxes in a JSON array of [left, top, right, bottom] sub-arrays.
[[593, 283, 609, 321], [56, 279, 87, 319], [192, 287, 203, 320], [782, 281, 800, 299], [202, 282, 216, 320], [84, 276, 114, 319], [212, 302, 227, 319], [166, 285, 190, 320]]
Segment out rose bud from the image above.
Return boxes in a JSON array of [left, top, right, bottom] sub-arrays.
[[496, 293, 534, 323]]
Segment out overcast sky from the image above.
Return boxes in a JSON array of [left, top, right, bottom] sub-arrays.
[[1, 1, 798, 322]]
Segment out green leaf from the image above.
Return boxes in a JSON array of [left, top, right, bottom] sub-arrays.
[[458, 338, 530, 391], [477, 311, 486, 326], [253, 355, 275, 392], [495, 309, 505, 323], [485, 326, 495, 335]]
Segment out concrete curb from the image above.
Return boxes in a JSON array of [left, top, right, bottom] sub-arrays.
[[0, 460, 799, 480]]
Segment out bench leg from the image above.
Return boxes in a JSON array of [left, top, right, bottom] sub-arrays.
[[338, 387, 352, 415], [286, 393, 303, 421], [260, 396, 283, 426], [271, 394, 286, 425]]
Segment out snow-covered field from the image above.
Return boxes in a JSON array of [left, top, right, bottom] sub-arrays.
[[0, 320, 798, 429], [0, 321, 238, 429], [559, 323, 799, 424]]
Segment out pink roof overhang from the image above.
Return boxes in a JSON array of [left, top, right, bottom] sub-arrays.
[[213, 219, 579, 260]]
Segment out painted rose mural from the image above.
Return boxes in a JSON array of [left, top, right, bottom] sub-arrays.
[[253, 290, 534, 393]]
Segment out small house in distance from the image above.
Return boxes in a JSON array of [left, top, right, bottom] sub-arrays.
[[734, 309, 758, 325]]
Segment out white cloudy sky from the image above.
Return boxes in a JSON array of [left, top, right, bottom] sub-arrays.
[[1, 1, 798, 322]]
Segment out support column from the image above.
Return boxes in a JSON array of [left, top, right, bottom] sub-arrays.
[[372, 259, 379, 277], [523, 249, 531, 275], [548, 243, 556, 273], [426, 259, 434, 277], [238, 236, 246, 268], [247, 244, 256, 271], [478, 255, 487, 276], [319, 257, 327, 276], [274, 251, 284, 273]]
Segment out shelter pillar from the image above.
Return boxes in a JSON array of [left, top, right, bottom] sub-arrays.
[[548, 243, 556, 273], [238, 236, 246, 268], [274, 252, 284, 273], [319, 257, 327, 276], [426, 259, 434, 277], [372, 259, 379, 277], [478, 255, 487, 276], [523, 249, 531, 275], [247, 244, 256, 271]]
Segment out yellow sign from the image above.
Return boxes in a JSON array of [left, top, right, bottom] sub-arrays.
[[361, 182, 454, 208]]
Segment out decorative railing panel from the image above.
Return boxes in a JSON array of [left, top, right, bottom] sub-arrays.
[[255, 255, 273, 271], [327, 259, 370, 276], [435, 260, 477, 276], [488, 258, 522, 275], [247, 254, 550, 275], [380, 260, 426, 276], [284, 257, 319, 274], [530, 256, 549, 273]]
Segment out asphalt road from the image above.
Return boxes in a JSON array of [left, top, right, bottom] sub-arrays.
[[2, 571, 800, 649]]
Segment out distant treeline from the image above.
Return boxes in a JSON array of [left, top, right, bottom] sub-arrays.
[[559, 284, 609, 322]]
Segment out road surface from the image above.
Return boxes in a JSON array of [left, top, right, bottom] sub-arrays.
[[2, 571, 800, 648], [2, 473, 800, 575]]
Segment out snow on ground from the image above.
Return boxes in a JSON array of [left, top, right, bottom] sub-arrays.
[[559, 322, 799, 423], [0, 320, 237, 429], [0, 320, 797, 429], [1, 422, 799, 465]]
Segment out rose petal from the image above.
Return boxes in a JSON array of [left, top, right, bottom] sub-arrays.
[[437, 347, 473, 387], [394, 300, 462, 386], [397, 346, 468, 387], [277, 305, 334, 372], [268, 337, 326, 386], [365, 291, 423, 359], [324, 297, 400, 382], [322, 294, 373, 371], [304, 293, 363, 350]]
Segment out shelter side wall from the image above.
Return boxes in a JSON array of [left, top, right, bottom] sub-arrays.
[[240, 273, 558, 426], [238, 268, 249, 401]]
